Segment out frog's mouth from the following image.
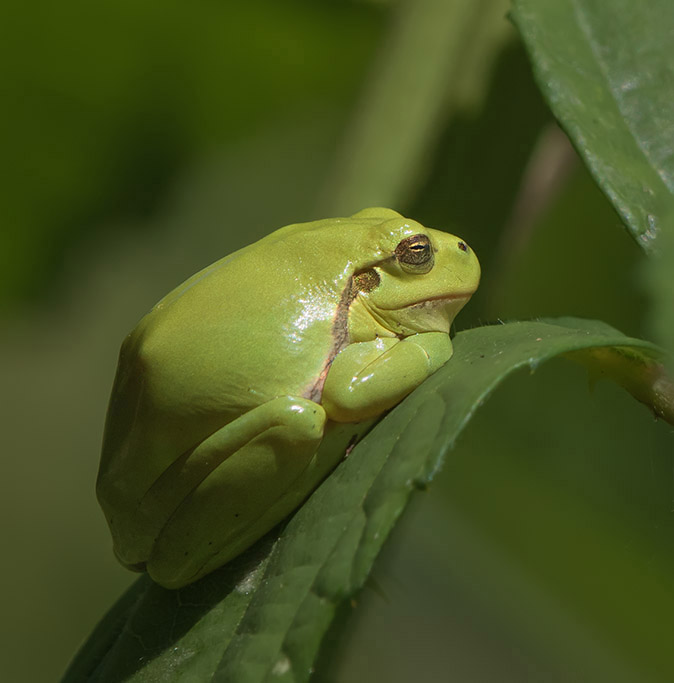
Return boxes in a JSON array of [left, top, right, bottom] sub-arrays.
[[401, 291, 475, 309]]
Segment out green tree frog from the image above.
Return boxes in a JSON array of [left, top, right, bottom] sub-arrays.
[[97, 208, 480, 589]]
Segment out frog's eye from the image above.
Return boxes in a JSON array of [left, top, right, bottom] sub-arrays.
[[395, 234, 434, 274]]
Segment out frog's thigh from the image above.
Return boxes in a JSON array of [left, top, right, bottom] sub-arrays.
[[323, 332, 452, 423], [147, 396, 326, 589]]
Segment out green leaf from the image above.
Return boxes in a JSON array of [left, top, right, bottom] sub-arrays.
[[511, 0, 674, 253], [63, 319, 670, 683]]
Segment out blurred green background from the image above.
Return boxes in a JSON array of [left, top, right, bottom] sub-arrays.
[[2, 1, 672, 681]]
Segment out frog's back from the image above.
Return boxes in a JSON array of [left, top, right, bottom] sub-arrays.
[[140, 219, 351, 411]]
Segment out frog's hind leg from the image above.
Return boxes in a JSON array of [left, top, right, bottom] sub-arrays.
[[145, 396, 328, 589]]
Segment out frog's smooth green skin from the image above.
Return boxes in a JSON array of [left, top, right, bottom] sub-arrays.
[[96, 207, 480, 589]]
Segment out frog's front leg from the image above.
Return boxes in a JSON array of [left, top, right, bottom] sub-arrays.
[[322, 331, 452, 423], [144, 396, 326, 589]]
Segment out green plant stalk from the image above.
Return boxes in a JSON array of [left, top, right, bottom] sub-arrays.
[[317, 0, 511, 214]]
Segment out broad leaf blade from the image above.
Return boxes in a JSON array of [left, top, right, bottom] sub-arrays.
[[63, 319, 669, 683], [511, 0, 674, 252]]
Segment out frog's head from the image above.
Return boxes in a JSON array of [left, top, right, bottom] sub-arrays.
[[347, 208, 481, 339]]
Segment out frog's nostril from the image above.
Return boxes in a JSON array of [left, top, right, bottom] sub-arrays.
[[457, 241, 468, 252]]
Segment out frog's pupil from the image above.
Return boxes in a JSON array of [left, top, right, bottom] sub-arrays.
[[458, 241, 467, 252]]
